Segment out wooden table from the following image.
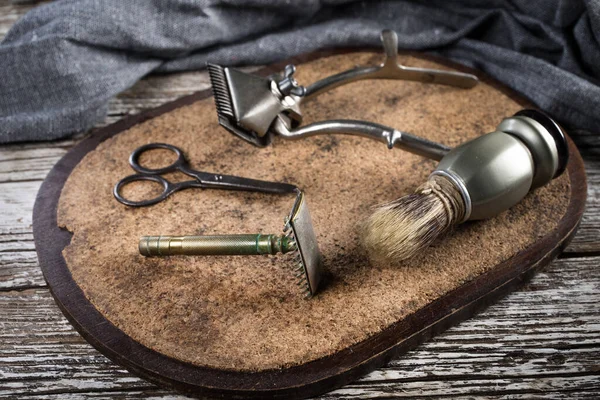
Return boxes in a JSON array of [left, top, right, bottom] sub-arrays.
[[1, 2, 599, 398]]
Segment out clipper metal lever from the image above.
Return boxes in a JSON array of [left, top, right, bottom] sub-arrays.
[[207, 29, 479, 157]]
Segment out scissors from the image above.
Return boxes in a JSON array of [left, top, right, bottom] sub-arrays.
[[113, 143, 298, 207]]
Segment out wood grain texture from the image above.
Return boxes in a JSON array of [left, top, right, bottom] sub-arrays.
[[1, 2, 599, 398]]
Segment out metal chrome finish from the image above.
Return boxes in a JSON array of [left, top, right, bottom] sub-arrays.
[[432, 111, 569, 221], [497, 114, 560, 189], [139, 190, 323, 298], [225, 67, 303, 138], [273, 117, 450, 161], [430, 170, 472, 222], [208, 63, 303, 146], [277, 64, 307, 97], [514, 109, 569, 179], [208, 29, 478, 158], [113, 143, 297, 207], [304, 30, 478, 99], [433, 131, 533, 221], [285, 190, 323, 296]]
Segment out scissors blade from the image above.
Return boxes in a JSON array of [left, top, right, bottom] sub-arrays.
[[199, 173, 298, 194]]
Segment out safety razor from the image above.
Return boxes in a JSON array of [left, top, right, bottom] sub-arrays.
[[139, 190, 323, 298]]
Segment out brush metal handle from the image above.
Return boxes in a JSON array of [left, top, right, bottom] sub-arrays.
[[139, 234, 295, 257]]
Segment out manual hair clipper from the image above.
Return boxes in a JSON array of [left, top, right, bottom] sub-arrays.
[[207, 29, 477, 159]]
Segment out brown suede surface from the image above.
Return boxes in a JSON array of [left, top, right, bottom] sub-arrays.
[[58, 52, 570, 371]]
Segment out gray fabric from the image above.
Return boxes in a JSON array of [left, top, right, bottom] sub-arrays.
[[1, 0, 599, 143]]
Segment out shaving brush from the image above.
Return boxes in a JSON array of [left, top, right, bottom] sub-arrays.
[[362, 110, 569, 263]]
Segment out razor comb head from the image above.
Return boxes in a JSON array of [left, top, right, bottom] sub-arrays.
[[207, 63, 274, 147], [285, 191, 323, 298]]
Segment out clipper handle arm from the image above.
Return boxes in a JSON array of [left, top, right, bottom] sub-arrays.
[[304, 30, 478, 99], [273, 117, 450, 161]]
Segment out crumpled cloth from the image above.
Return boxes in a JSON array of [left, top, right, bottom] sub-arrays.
[[1, 0, 599, 143]]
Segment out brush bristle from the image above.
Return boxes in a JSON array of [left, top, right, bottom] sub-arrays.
[[207, 63, 235, 119], [362, 175, 466, 264]]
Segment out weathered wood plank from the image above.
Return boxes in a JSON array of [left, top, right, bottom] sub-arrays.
[[0, 156, 61, 182], [327, 376, 600, 398], [0, 232, 34, 251], [0, 250, 39, 290], [0, 181, 39, 235], [0, 231, 39, 290], [0, 289, 152, 396], [0, 257, 598, 398], [567, 130, 600, 254], [18, 391, 600, 400]]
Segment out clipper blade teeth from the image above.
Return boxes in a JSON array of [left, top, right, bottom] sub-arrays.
[[207, 63, 235, 120]]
